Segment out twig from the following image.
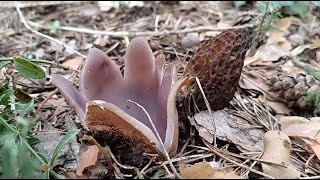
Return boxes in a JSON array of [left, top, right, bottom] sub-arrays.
[[104, 145, 137, 170], [27, 20, 253, 38], [141, 157, 157, 173], [195, 77, 217, 147], [175, 137, 190, 157], [203, 140, 276, 179], [14, 2, 86, 58], [34, 88, 59, 114], [127, 99, 182, 179], [300, 175, 320, 179]]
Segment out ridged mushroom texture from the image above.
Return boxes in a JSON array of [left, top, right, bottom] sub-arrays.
[[51, 37, 187, 158]]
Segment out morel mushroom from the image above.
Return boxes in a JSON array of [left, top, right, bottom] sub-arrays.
[[183, 27, 253, 110], [51, 37, 186, 157]]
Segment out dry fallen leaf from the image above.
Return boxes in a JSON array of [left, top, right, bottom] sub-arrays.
[[62, 56, 84, 70], [312, 38, 320, 48], [239, 72, 279, 102], [76, 145, 100, 176], [281, 120, 320, 140], [258, 95, 292, 115], [279, 116, 310, 129], [179, 161, 241, 179], [261, 131, 300, 179], [280, 116, 320, 160], [275, 17, 292, 31], [191, 110, 264, 152], [253, 43, 291, 62]]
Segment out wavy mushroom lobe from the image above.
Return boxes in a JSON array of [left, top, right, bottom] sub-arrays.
[[50, 74, 87, 126], [80, 48, 124, 103]]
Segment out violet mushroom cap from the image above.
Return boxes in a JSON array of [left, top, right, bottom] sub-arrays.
[[51, 37, 186, 156]]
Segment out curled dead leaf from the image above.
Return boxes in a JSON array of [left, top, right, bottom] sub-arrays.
[[280, 116, 320, 160], [76, 145, 100, 176]]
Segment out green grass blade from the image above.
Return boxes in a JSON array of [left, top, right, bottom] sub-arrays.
[[19, 98, 35, 117], [49, 129, 80, 168]]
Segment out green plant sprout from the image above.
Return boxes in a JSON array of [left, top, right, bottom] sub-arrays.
[[0, 52, 80, 179]]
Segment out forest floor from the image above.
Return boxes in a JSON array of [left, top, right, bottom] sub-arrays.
[[1, 1, 320, 179]]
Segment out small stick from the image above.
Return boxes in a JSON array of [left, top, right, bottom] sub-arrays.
[[300, 175, 320, 179], [203, 140, 276, 179], [27, 20, 253, 38], [15, 2, 86, 58], [127, 99, 182, 179], [34, 88, 59, 114], [195, 77, 217, 147]]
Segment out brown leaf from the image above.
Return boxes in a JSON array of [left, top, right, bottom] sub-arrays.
[[279, 116, 309, 129], [310, 143, 320, 161], [253, 43, 291, 62], [76, 145, 100, 176], [244, 56, 259, 67], [268, 18, 291, 43], [62, 56, 84, 70], [192, 110, 264, 152], [277, 40, 292, 51], [258, 95, 292, 115], [280, 117, 320, 160], [239, 72, 279, 101], [281, 121, 320, 140], [179, 162, 241, 179], [275, 17, 292, 31], [312, 38, 320, 48], [39, 164, 49, 171]]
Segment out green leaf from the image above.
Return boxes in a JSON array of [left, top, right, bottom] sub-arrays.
[[137, 171, 145, 179], [288, 1, 308, 20], [14, 57, 45, 79], [0, 138, 19, 178], [305, 92, 317, 102], [0, 61, 11, 69], [14, 88, 33, 103], [151, 168, 165, 179], [49, 129, 80, 168], [0, 116, 15, 132], [0, 89, 13, 106], [49, 20, 60, 34], [27, 137, 41, 145], [37, 152, 48, 164], [28, 151, 49, 179], [233, 1, 247, 8], [0, 129, 14, 146], [304, 64, 320, 81], [19, 99, 34, 117]]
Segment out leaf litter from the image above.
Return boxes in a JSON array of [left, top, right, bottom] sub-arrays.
[[1, 1, 320, 179]]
